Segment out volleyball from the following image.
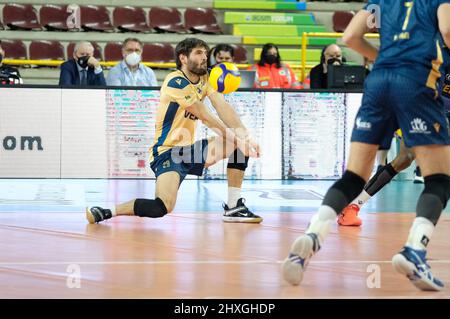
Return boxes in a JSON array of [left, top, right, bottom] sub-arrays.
[[209, 62, 241, 94]]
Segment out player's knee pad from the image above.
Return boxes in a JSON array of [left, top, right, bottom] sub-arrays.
[[134, 197, 168, 218], [423, 174, 450, 209], [227, 149, 249, 171], [330, 170, 366, 202]]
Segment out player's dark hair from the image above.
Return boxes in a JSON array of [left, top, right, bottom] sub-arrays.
[[175, 38, 210, 70], [213, 44, 235, 58]]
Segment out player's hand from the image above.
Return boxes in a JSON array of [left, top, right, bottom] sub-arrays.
[[236, 135, 261, 158]]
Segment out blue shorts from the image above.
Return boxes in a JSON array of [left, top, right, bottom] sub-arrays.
[[351, 69, 450, 149], [150, 139, 209, 182]]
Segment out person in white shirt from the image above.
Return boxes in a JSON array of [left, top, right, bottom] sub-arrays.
[[107, 38, 158, 87]]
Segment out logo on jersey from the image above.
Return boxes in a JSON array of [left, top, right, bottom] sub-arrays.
[[184, 111, 198, 121], [409, 118, 430, 134], [355, 117, 372, 130], [446, 74, 450, 82], [176, 79, 182, 86], [184, 95, 191, 101], [162, 160, 171, 169]]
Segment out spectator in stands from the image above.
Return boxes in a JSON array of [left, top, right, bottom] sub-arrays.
[[107, 38, 157, 87], [309, 44, 344, 89], [59, 41, 106, 86], [0, 42, 23, 84], [250, 43, 302, 89], [208, 44, 234, 68]]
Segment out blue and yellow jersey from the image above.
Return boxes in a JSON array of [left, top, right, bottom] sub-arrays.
[[365, 0, 450, 89], [150, 70, 216, 161]]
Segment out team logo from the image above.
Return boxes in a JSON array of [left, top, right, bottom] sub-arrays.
[[176, 79, 182, 86], [355, 117, 372, 130], [185, 95, 191, 101], [446, 74, 450, 82], [410, 118, 430, 134], [162, 160, 171, 169]]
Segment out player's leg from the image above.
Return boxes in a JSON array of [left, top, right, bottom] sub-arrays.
[[390, 76, 450, 291], [205, 136, 262, 223], [226, 149, 247, 207], [86, 171, 180, 224], [282, 142, 378, 285], [392, 145, 450, 291], [282, 70, 393, 285], [339, 138, 415, 226]]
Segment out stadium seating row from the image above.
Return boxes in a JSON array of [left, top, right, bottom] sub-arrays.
[[1, 39, 249, 64], [0, 4, 221, 34]]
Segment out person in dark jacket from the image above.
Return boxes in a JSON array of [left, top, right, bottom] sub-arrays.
[[59, 41, 106, 86]]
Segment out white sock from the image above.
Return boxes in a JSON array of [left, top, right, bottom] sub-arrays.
[[227, 187, 241, 208], [110, 206, 117, 216], [306, 205, 337, 243], [406, 217, 435, 250], [351, 190, 371, 208]]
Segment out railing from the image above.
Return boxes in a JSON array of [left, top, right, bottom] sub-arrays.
[[301, 32, 380, 81], [2, 60, 314, 79]]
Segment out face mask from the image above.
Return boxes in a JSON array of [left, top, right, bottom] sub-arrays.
[[125, 52, 141, 67], [265, 55, 277, 64], [77, 55, 90, 68], [326, 57, 342, 66]]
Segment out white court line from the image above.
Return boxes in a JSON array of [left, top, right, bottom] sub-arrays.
[[1, 260, 450, 266]]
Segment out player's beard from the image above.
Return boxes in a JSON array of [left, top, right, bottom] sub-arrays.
[[188, 59, 207, 76]]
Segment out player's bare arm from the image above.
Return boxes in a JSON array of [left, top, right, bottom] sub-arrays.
[[438, 3, 450, 48], [342, 10, 379, 61]]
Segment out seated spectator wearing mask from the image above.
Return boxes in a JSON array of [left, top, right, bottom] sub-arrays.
[[208, 44, 234, 68], [0, 42, 23, 84], [250, 43, 302, 89], [59, 41, 106, 86], [107, 38, 157, 87], [309, 44, 344, 89]]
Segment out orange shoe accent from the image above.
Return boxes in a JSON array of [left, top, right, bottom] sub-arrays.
[[338, 204, 362, 226]]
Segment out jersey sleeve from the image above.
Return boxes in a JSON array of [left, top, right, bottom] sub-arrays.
[[164, 76, 197, 109]]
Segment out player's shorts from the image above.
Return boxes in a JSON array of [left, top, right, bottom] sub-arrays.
[[150, 139, 209, 182], [351, 68, 450, 149]]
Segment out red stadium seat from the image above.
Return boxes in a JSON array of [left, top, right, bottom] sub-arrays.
[[3, 3, 41, 30], [332, 11, 355, 33], [142, 43, 175, 63], [67, 42, 103, 60], [231, 45, 248, 64], [40, 4, 72, 31], [113, 6, 150, 32], [29, 40, 65, 61], [0, 39, 27, 60], [80, 5, 114, 32], [104, 42, 123, 62], [149, 7, 186, 33], [184, 8, 222, 34]]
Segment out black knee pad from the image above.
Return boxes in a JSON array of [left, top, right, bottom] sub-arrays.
[[227, 149, 249, 171], [134, 197, 168, 218], [423, 174, 450, 209], [330, 170, 366, 202]]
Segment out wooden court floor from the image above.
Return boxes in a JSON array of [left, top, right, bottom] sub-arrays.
[[0, 179, 449, 298]]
